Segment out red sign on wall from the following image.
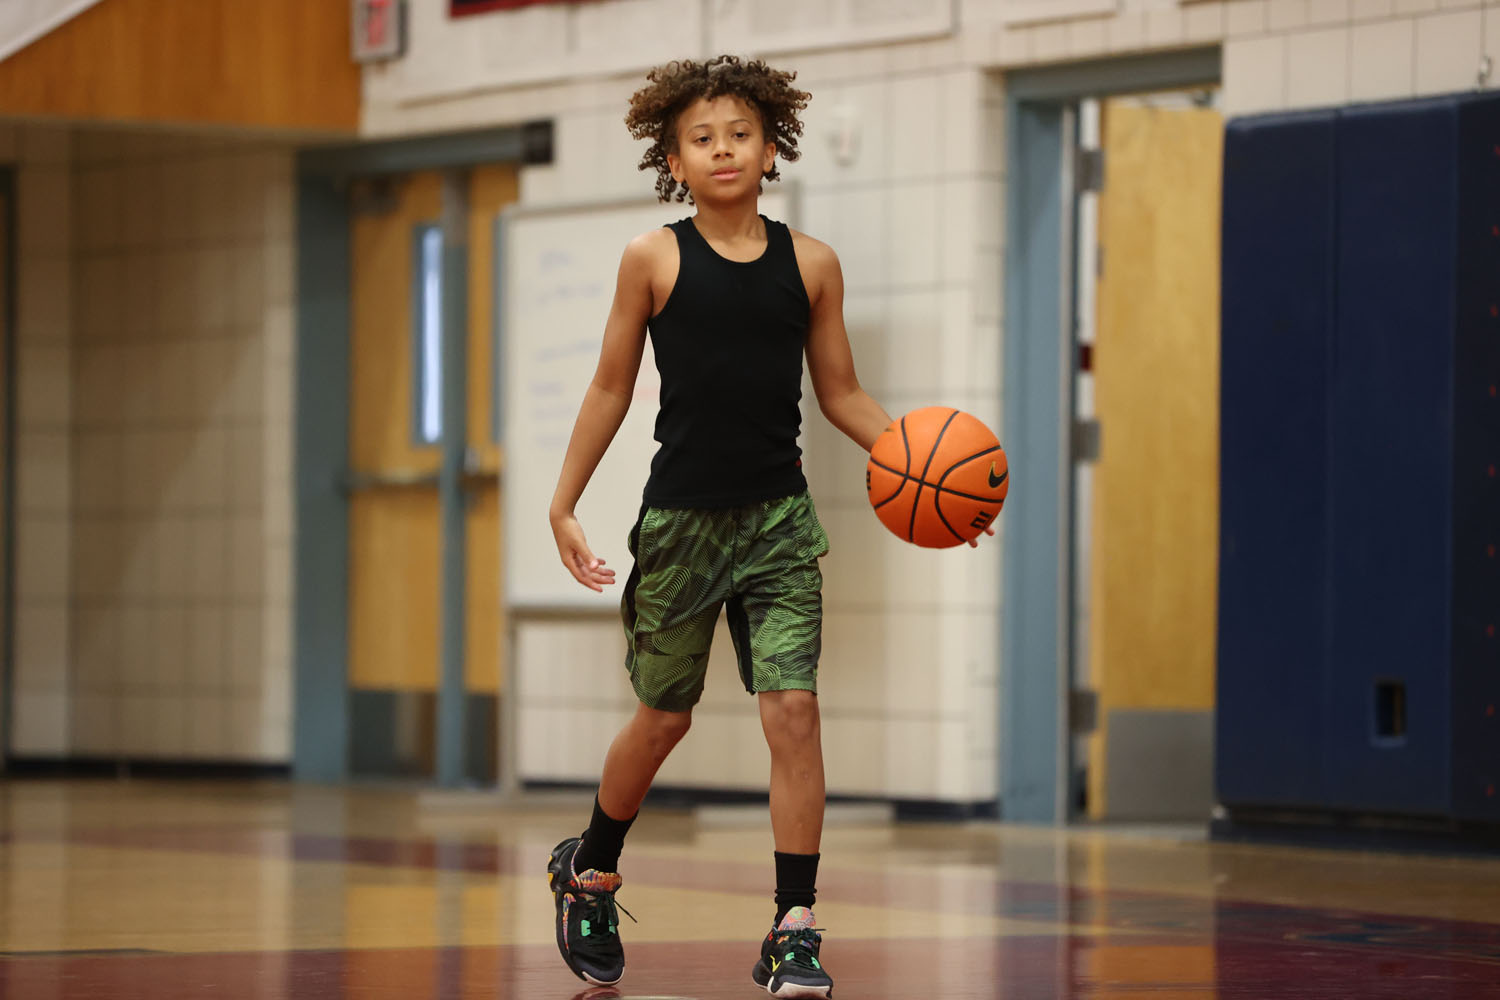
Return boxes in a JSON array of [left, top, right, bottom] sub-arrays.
[[451, 0, 574, 15], [353, 0, 404, 61]]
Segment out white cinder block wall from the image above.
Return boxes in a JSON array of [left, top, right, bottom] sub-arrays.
[[9, 0, 1483, 785], [363, 0, 1495, 804], [1221, 0, 1500, 115], [9, 124, 75, 756], [68, 130, 297, 762], [8, 125, 297, 762], [792, 55, 1006, 801], [366, 2, 1006, 803]]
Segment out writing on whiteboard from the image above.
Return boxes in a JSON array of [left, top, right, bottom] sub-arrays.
[[529, 281, 606, 307], [532, 339, 599, 363]]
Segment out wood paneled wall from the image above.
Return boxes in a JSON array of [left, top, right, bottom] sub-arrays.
[[0, 0, 359, 131]]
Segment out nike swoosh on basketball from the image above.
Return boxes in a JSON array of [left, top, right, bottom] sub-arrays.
[[988, 463, 1007, 489]]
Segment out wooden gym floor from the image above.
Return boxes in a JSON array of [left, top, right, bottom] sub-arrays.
[[1, 780, 1498, 998]]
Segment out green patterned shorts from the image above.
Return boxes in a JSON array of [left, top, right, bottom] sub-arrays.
[[620, 491, 830, 713]]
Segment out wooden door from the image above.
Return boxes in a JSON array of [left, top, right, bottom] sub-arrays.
[[346, 165, 516, 780], [1086, 99, 1223, 818], [462, 165, 516, 774], [0, 189, 7, 766]]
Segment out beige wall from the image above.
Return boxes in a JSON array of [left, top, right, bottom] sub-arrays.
[[6, 0, 1492, 788], [368, 17, 1008, 802], [7, 124, 296, 762], [363, 0, 1500, 161], [10, 124, 74, 756], [1221, 0, 1499, 115], [359, 0, 1496, 804], [506, 59, 1010, 799]]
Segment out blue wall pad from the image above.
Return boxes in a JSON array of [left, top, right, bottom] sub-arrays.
[[1327, 98, 1458, 815], [1217, 92, 1500, 826], [1217, 110, 1339, 808], [1451, 94, 1500, 824]]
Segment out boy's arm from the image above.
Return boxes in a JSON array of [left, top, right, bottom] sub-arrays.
[[548, 234, 658, 590], [800, 237, 892, 451], [798, 233, 995, 550]]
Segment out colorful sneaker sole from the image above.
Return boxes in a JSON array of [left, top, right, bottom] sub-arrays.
[[751, 957, 832, 998]]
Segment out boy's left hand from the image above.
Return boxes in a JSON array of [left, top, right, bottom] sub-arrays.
[[967, 526, 996, 549]]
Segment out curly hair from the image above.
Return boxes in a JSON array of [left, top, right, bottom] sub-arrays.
[[625, 55, 811, 203]]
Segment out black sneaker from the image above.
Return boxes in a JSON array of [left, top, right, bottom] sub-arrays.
[[547, 836, 631, 986], [750, 906, 834, 998]]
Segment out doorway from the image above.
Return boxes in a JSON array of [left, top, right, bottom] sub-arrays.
[[1001, 50, 1222, 823], [345, 166, 515, 781], [292, 123, 546, 785], [1078, 93, 1223, 820]]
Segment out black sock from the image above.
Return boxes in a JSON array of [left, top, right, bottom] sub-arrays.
[[573, 796, 636, 875], [773, 850, 819, 925]]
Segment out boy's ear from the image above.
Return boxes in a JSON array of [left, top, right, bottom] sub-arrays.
[[762, 141, 775, 174], [667, 150, 685, 183]]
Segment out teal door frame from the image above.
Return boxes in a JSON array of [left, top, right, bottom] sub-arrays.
[[293, 124, 549, 784], [0, 166, 16, 770], [1001, 49, 1221, 822]]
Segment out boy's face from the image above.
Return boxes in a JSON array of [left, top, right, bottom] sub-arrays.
[[667, 95, 776, 203]]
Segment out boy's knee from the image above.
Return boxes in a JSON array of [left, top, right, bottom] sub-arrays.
[[639, 705, 692, 751], [764, 690, 820, 744]]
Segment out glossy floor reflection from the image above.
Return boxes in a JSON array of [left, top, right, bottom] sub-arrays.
[[1, 781, 1498, 998]]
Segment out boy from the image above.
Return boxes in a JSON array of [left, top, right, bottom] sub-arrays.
[[545, 54, 919, 998]]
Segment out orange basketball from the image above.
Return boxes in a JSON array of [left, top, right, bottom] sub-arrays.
[[866, 406, 1009, 548]]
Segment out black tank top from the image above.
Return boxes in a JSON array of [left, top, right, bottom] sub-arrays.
[[641, 216, 811, 508]]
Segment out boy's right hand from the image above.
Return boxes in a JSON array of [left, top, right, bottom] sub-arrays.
[[551, 513, 616, 592]]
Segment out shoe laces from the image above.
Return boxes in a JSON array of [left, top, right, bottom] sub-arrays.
[[772, 925, 825, 969], [576, 883, 636, 939]]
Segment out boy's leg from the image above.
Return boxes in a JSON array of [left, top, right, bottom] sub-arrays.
[[573, 501, 725, 874], [759, 690, 824, 912], [729, 492, 830, 867], [731, 493, 835, 997], [547, 702, 695, 988], [753, 690, 832, 998], [574, 702, 692, 874], [550, 504, 728, 986], [599, 702, 694, 818], [759, 690, 824, 847]]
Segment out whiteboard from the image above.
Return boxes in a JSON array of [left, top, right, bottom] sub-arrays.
[[501, 190, 794, 610]]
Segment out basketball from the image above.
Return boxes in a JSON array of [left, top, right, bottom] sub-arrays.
[[866, 406, 1009, 548]]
